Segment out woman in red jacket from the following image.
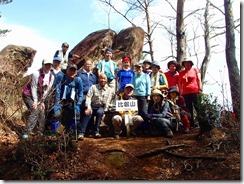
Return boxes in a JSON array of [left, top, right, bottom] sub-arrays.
[[178, 58, 202, 128], [164, 60, 179, 89]]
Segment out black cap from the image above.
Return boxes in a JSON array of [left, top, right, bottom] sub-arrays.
[[67, 64, 77, 70]]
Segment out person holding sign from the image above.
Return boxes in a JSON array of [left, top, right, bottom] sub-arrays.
[[112, 84, 143, 139]]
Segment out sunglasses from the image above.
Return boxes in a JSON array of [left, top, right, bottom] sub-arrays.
[[62, 45, 69, 48]]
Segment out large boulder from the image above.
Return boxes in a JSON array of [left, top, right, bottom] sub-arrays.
[[112, 26, 144, 68], [71, 27, 145, 69], [0, 45, 36, 118], [71, 29, 117, 69], [0, 45, 36, 78]]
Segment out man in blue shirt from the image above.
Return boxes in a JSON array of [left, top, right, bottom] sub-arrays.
[[77, 59, 97, 135]]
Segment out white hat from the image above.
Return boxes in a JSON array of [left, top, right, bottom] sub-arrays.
[[42, 58, 52, 65], [125, 84, 134, 89]]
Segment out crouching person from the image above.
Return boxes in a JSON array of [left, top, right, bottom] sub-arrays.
[[167, 86, 191, 133], [77, 73, 114, 140], [147, 89, 176, 138], [55, 64, 83, 137], [112, 84, 143, 138]]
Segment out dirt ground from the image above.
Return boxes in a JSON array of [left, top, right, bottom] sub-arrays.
[[0, 119, 240, 181]]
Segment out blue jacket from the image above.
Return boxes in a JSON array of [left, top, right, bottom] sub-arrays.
[[77, 70, 97, 95], [148, 100, 172, 119], [132, 72, 151, 96], [117, 69, 135, 92], [52, 70, 65, 88], [56, 75, 83, 105]]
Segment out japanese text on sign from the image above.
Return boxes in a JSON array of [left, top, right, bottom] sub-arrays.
[[115, 100, 138, 111]]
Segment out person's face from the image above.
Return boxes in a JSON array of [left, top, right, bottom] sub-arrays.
[[152, 94, 162, 103], [169, 64, 176, 72], [43, 63, 52, 72], [84, 60, 93, 72], [151, 65, 159, 73], [124, 87, 133, 96], [62, 44, 69, 52], [183, 61, 192, 69], [134, 65, 142, 73], [143, 63, 150, 70], [99, 75, 107, 87], [104, 51, 113, 60], [67, 68, 77, 78], [52, 61, 61, 69], [122, 61, 130, 69], [169, 92, 177, 99]]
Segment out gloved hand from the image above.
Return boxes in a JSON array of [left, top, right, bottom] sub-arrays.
[[75, 105, 80, 112], [147, 114, 153, 119], [53, 105, 61, 118], [53, 105, 61, 112]]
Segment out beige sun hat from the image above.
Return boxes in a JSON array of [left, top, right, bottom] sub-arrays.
[[182, 57, 194, 67], [151, 89, 164, 98]]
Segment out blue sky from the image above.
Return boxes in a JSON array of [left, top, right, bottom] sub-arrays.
[[0, 0, 131, 67], [0, 0, 241, 108]]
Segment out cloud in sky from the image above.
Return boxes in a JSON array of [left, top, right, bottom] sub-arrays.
[[0, 19, 60, 74]]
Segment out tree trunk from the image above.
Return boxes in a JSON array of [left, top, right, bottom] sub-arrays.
[[201, 0, 211, 84], [144, 0, 154, 61], [176, 0, 186, 65], [224, 0, 240, 122]]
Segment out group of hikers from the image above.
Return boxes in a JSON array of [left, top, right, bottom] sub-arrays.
[[21, 42, 204, 140]]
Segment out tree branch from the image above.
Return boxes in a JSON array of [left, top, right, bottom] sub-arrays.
[[164, 0, 177, 12], [210, 2, 225, 15], [184, 8, 205, 20]]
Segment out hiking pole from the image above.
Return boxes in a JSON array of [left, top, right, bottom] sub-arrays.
[[74, 101, 78, 141]]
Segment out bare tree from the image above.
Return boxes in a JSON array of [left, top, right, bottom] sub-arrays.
[[98, 0, 157, 61], [200, 0, 211, 82], [176, 0, 186, 65], [224, 0, 240, 122]]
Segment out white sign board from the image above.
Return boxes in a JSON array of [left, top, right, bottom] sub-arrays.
[[115, 100, 138, 111]]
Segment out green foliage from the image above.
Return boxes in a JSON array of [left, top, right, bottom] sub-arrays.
[[197, 93, 222, 129]]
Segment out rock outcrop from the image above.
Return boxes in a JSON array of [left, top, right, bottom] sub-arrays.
[[0, 45, 36, 79], [71, 26, 145, 69], [0, 45, 36, 118]]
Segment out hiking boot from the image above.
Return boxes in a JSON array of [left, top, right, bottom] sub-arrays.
[[21, 134, 29, 139], [114, 134, 120, 139], [95, 133, 102, 138], [166, 130, 174, 138], [130, 132, 137, 137], [183, 128, 189, 134], [78, 134, 84, 140]]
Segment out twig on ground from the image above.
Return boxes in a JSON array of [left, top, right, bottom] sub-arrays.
[[164, 150, 226, 161], [135, 144, 188, 158]]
